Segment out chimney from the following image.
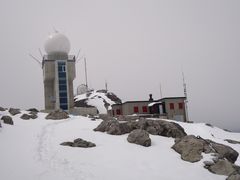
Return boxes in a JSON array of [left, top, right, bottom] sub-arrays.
[[149, 94, 153, 101]]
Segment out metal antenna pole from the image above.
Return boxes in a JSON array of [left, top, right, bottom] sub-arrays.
[[84, 57, 88, 89], [28, 53, 42, 67], [159, 83, 163, 99], [182, 71, 189, 122]]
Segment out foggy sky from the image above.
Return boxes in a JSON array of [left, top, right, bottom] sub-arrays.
[[0, 0, 239, 131]]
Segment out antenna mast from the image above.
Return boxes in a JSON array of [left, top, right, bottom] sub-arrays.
[[105, 80, 108, 91], [84, 57, 88, 89], [159, 83, 163, 99], [182, 72, 189, 122]]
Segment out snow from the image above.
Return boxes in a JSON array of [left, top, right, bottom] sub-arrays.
[[0, 111, 240, 180], [74, 90, 117, 114]]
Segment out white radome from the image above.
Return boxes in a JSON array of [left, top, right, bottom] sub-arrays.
[[44, 31, 71, 55]]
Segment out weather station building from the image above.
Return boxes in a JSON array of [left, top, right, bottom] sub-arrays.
[[42, 31, 76, 111]]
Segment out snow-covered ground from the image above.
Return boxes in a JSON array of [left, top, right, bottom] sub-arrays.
[[0, 111, 240, 180]]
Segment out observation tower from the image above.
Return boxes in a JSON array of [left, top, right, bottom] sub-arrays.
[[43, 31, 76, 111]]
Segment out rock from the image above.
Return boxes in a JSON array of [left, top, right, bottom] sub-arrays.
[[20, 113, 37, 120], [225, 139, 240, 145], [172, 135, 212, 162], [127, 129, 151, 147], [73, 138, 96, 148], [94, 120, 132, 135], [20, 114, 31, 120], [8, 108, 21, 116], [0, 106, 6, 111], [172, 135, 239, 164], [1, 115, 14, 125], [60, 142, 74, 146], [45, 110, 69, 120], [29, 113, 38, 119], [227, 169, 240, 180], [27, 108, 39, 113], [94, 119, 186, 138], [60, 139, 96, 148], [208, 159, 236, 176], [209, 140, 239, 163]]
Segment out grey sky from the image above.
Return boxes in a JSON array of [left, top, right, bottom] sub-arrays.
[[0, 0, 239, 131]]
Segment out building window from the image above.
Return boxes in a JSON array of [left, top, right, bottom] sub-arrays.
[[116, 109, 121, 115], [112, 110, 115, 116], [134, 106, 139, 113], [170, 103, 174, 110], [142, 106, 148, 113], [178, 102, 184, 109]]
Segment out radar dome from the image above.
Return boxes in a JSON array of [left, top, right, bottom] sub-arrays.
[[44, 31, 71, 55]]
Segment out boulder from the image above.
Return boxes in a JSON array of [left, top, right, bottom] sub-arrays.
[[127, 129, 151, 147], [27, 108, 39, 113], [1, 115, 14, 125], [60, 142, 74, 147], [20, 112, 38, 120], [94, 120, 132, 135], [60, 138, 96, 148], [8, 108, 21, 116], [0, 106, 6, 111], [207, 159, 236, 176], [172, 135, 239, 164], [94, 119, 186, 138], [73, 138, 96, 148], [209, 140, 239, 163], [225, 139, 240, 145], [45, 110, 69, 120], [227, 169, 240, 180], [20, 114, 31, 120], [172, 135, 212, 162]]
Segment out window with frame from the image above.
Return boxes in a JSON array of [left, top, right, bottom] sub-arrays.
[[169, 103, 174, 110], [142, 106, 148, 113], [134, 106, 139, 113], [116, 109, 121, 115], [178, 102, 183, 109]]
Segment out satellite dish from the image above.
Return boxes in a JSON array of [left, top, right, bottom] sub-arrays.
[[77, 84, 89, 95]]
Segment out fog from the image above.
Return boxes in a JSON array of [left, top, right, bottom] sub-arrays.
[[0, 0, 239, 131]]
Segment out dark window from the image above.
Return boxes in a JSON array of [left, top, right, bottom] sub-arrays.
[[58, 72, 66, 78], [60, 98, 68, 104], [170, 103, 174, 110], [134, 106, 139, 113], [112, 110, 115, 116], [178, 102, 183, 109], [60, 104, 68, 110], [59, 85, 67, 91], [59, 92, 67, 97], [59, 79, 67, 85], [142, 106, 148, 113], [116, 109, 121, 115]]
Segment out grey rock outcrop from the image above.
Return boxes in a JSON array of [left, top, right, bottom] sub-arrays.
[[0, 106, 6, 111], [172, 135, 239, 163], [127, 129, 151, 147], [227, 170, 240, 180], [27, 108, 39, 113], [94, 119, 186, 138], [207, 159, 236, 176], [172, 135, 211, 162], [45, 110, 69, 120], [225, 139, 240, 145], [60, 138, 96, 148], [94, 120, 131, 135], [20, 113, 38, 120], [1, 115, 14, 125], [9, 108, 21, 116]]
